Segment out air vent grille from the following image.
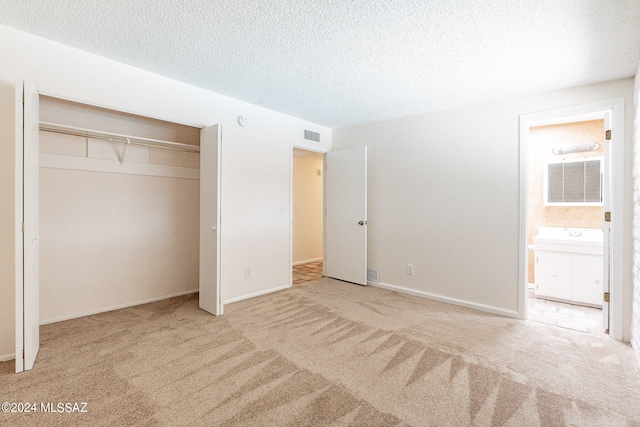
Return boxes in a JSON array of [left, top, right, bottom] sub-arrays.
[[367, 268, 380, 283], [546, 158, 602, 205], [304, 130, 321, 143]]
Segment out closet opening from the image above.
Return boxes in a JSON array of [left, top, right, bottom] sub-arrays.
[[38, 95, 202, 325]]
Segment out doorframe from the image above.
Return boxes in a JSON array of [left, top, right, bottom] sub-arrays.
[[15, 81, 40, 372], [519, 97, 625, 340], [13, 81, 24, 371]]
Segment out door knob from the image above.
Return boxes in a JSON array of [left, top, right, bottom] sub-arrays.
[[358, 221, 365, 225], [211, 226, 216, 231]]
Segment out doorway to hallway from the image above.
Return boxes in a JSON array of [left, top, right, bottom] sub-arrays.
[[292, 148, 324, 284]]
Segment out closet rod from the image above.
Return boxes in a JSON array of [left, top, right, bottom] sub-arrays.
[[39, 122, 200, 153]]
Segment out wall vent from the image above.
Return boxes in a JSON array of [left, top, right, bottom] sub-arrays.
[[304, 130, 321, 143], [367, 268, 380, 283], [545, 157, 603, 205]]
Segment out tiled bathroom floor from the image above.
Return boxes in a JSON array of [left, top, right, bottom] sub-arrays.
[[292, 261, 323, 285], [528, 289, 607, 336]]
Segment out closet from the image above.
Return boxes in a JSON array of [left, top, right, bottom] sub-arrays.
[[38, 96, 206, 323]]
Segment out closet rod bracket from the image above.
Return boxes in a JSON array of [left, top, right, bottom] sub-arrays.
[[120, 137, 131, 164]]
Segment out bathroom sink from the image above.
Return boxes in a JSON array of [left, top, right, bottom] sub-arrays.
[[533, 227, 603, 254]]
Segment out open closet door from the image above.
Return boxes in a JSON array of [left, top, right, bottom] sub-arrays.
[[199, 124, 222, 315], [19, 81, 40, 371], [324, 146, 368, 285]]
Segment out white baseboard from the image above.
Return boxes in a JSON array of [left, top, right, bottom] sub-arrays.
[[368, 281, 520, 319], [0, 353, 15, 362], [224, 284, 291, 305], [292, 257, 323, 266], [40, 289, 198, 325]]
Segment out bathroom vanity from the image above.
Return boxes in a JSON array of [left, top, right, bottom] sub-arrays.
[[533, 227, 603, 307]]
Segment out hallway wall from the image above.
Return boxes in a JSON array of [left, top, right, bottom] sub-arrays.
[[292, 150, 324, 264]]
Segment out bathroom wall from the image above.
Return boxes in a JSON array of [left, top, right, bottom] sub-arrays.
[[292, 149, 324, 264], [527, 120, 605, 283]]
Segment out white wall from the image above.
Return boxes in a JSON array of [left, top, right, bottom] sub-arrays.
[[333, 79, 635, 338], [221, 132, 293, 303], [40, 168, 200, 323], [0, 80, 19, 361], [293, 150, 324, 264], [632, 64, 640, 364], [0, 25, 331, 358]]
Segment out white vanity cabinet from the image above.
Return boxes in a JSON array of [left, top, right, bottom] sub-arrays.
[[535, 251, 573, 301], [533, 227, 603, 307], [572, 254, 604, 306]]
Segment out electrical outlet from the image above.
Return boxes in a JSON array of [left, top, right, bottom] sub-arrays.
[[245, 268, 251, 278], [407, 264, 414, 275]]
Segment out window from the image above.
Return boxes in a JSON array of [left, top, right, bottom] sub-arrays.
[[544, 157, 603, 206]]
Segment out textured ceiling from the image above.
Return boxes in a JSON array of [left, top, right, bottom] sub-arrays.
[[1, 0, 639, 128]]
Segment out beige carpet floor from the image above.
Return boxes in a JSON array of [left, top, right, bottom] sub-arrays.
[[1, 278, 639, 426]]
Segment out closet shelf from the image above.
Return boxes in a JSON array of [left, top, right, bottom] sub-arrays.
[[39, 122, 200, 154]]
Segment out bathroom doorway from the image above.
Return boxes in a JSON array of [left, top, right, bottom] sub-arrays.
[[526, 114, 608, 335], [518, 97, 625, 341], [291, 148, 324, 285]]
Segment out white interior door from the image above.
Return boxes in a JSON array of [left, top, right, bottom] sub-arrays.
[[324, 146, 367, 285], [199, 124, 222, 315], [21, 81, 40, 371], [602, 110, 612, 331]]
